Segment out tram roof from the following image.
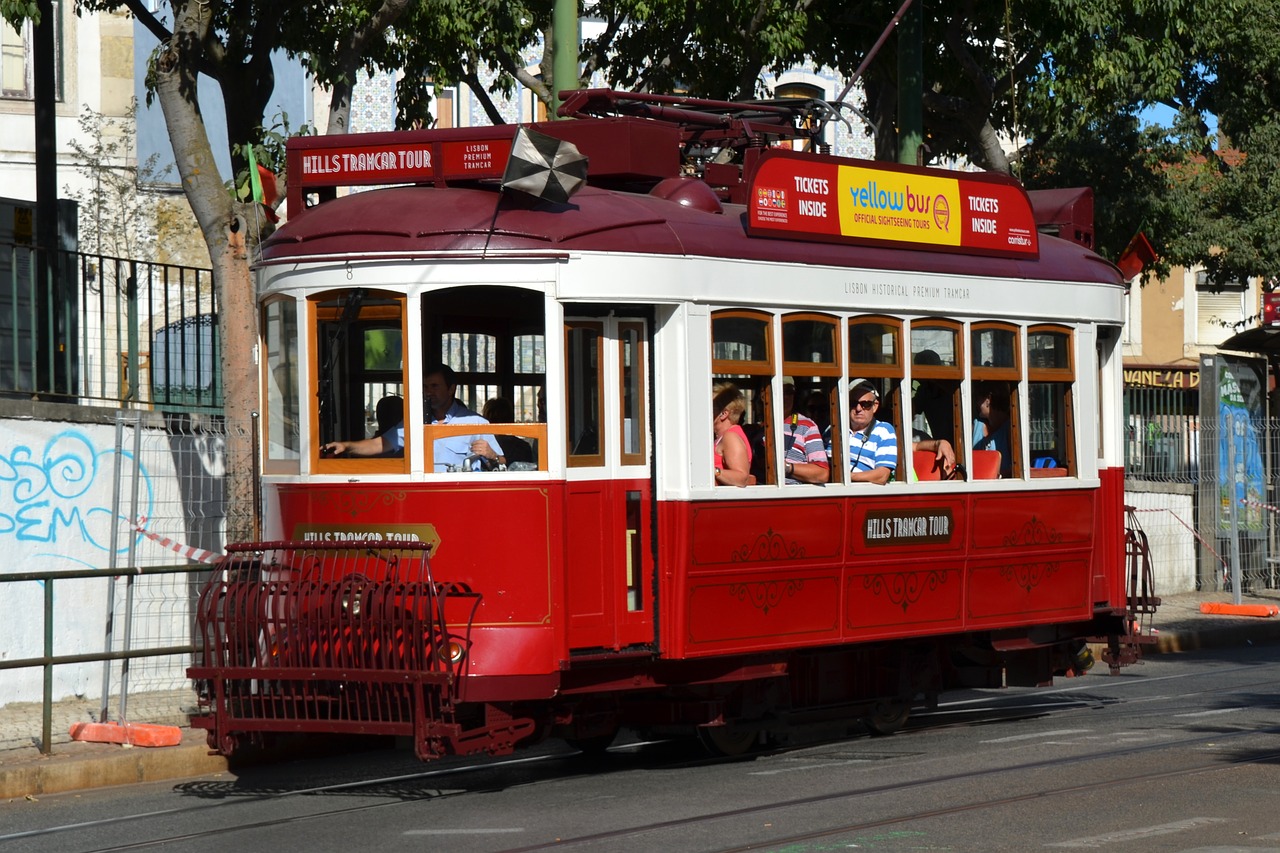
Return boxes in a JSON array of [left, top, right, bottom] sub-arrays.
[[262, 91, 1123, 287], [258, 180, 1123, 287]]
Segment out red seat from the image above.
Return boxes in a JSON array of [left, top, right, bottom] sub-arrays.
[[913, 449, 944, 481], [971, 449, 1001, 479]]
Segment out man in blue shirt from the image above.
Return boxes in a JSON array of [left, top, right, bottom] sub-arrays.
[[844, 379, 898, 484], [321, 363, 499, 471]]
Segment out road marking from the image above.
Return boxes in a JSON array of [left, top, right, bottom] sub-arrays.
[[1048, 816, 1228, 847], [980, 729, 1091, 743], [1174, 707, 1244, 717], [748, 759, 874, 776], [404, 824, 524, 829]]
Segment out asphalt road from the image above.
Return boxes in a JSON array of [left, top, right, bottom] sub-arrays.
[[5, 641, 1280, 853]]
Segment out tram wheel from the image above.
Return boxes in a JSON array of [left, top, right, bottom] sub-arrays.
[[697, 725, 759, 757], [863, 701, 910, 736]]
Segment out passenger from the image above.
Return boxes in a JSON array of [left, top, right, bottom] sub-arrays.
[[803, 388, 831, 436], [973, 380, 1013, 477], [321, 363, 500, 471], [912, 348, 954, 442], [713, 383, 754, 486], [780, 376, 830, 484], [843, 379, 898, 484], [375, 395, 404, 436], [472, 397, 535, 466], [913, 431, 960, 479]]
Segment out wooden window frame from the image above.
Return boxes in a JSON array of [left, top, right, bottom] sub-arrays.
[[618, 320, 648, 467], [566, 321, 605, 468], [262, 295, 301, 474], [309, 289, 409, 475], [1028, 324, 1077, 477], [969, 321, 1023, 479], [712, 309, 776, 484]]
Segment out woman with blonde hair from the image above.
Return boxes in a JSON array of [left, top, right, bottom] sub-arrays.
[[713, 383, 754, 486]]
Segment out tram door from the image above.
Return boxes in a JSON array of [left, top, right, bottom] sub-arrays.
[[563, 315, 654, 653]]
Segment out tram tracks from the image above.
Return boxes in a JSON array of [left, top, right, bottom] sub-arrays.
[[7, 679, 1277, 853], [497, 725, 1280, 853]]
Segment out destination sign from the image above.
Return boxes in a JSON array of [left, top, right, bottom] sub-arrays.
[[292, 522, 441, 553], [748, 149, 1039, 258], [863, 508, 954, 547], [294, 137, 514, 186]]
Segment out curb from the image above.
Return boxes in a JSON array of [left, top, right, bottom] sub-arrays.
[[1, 734, 228, 801], [1147, 621, 1280, 655]]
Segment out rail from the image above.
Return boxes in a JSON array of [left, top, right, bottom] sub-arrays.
[[0, 562, 213, 755]]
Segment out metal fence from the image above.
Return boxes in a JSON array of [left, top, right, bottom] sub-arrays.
[[0, 240, 218, 410], [1126, 383, 1280, 597], [0, 410, 251, 752]]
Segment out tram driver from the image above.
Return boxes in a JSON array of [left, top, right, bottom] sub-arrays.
[[842, 379, 898, 485], [321, 363, 502, 471]]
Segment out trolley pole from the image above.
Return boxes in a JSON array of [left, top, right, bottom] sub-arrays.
[[897, 0, 923, 165], [552, 0, 578, 117]]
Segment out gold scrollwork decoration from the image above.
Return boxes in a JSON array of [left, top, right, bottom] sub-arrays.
[[730, 579, 805, 614], [1002, 516, 1062, 549], [315, 490, 410, 518], [730, 527, 806, 562], [1000, 561, 1060, 592], [862, 570, 949, 612]]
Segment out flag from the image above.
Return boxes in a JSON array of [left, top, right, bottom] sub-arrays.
[[246, 144, 264, 203], [1116, 231, 1156, 280], [501, 126, 589, 204]]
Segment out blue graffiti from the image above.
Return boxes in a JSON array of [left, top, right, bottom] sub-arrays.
[[0, 429, 154, 553]]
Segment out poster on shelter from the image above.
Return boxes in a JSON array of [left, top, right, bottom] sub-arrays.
[[1215, 358, 1265, 534]]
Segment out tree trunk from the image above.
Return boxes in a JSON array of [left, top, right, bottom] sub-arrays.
[[153, 0, 258, 543]]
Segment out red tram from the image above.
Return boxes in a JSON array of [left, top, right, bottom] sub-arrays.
[[190, 91, 1156, 760]]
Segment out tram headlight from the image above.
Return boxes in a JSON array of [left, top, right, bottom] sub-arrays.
[[438, 638, 466, 664], [341, 586, 364, 617]]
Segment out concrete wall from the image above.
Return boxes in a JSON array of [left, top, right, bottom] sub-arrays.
[[1125, 487, 1198, 595]]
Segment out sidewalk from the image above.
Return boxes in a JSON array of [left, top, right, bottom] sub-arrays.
[[4, 588, 1280, 801]]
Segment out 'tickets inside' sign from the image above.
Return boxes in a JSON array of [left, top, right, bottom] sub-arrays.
[[747, 149, 1039, 258]]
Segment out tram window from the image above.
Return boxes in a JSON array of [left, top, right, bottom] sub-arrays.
[[849, 318, 899, 366], [313, 289, 406, 452], [971, 325, 1016, 369], [782, 315, 838, 368], [971, 323, 1022, 478], [782, 314, 841, 482], [846, 317, 904, 482], [263, 297, 300, 467], [1028, 326, 1076, 475], [619, 322, 647, 464], [712, 311, 772, 369], [566, 322, 604, 466], [713, 310, 775, 484], [909, 320, 963, 464], [512, 332, 547, 423]]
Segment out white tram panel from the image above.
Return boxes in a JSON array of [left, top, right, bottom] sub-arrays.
[[556, 250, 1125, 327]]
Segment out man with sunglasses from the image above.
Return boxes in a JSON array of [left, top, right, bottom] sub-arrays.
[[845, 378, 898, 485]]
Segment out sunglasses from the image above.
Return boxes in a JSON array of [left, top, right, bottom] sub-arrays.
[[853, 399, 877, 410]]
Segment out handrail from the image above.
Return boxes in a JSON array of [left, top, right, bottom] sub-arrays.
[[0, 562, 214, 755]]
